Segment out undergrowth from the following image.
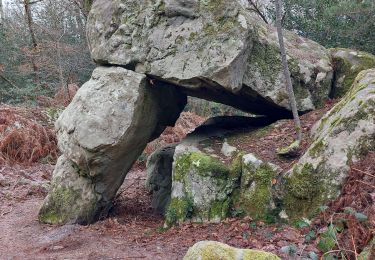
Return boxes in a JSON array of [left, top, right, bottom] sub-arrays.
[[0, 105, 58, 165]]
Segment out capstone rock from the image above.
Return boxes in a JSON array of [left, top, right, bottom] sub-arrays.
[[87, 0, 333, 115]]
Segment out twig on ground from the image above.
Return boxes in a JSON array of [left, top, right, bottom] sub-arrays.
[[356, 180, 375, 189], [351, 234, 358, 260], [353, 168, 375, 178]]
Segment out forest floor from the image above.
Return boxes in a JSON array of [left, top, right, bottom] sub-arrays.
[[0, 102, 374, 259]]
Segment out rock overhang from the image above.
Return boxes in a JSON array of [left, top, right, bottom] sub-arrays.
[[87, 0, 334, 115]]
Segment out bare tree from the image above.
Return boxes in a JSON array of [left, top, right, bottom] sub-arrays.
[[275, 0, 302, 156], [248, 0, 269, 24], [23, 0, 40, 82], [0, 0, 3, 26], [72, 0, 93, 19]]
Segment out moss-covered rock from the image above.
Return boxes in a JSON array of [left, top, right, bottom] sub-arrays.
[[165, 150, 238, 226], [281, 69, 375, 220], [330, 48, 375, 98], [183, 241, 281, 260], [232, 153, 281, 222], [245, 26, 333, 111], [39, 156, 100, 225]]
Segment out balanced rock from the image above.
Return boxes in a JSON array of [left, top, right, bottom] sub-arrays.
[[87, 0, 333, 115], [281, 69, 375, 220], [184, 241, 280, 260]]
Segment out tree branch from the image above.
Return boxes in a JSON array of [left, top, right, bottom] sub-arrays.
[[248, 0, 269, 24], [0, 73, 21, 90]]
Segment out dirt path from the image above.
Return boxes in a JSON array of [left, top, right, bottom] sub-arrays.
[[0, 197, 186, 259], [0, 167, 186, 259], [0, 165, 322, 260]]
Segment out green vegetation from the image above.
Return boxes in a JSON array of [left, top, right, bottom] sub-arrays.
[[281, 0, 375, 55]]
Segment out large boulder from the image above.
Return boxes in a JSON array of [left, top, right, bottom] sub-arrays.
[[280, 69, 375, 220], [87, 0, 333, 115], [163, 116, 281, 226], [165, 128, 240, 225], [39, 67, 186, 224], [330, 48, 375, 98], [183, 241, 280, 260]]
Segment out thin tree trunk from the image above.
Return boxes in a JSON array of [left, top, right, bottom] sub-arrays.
[[248, 0, 269, 24], [23, 0, 39, 83], [0, 0, 3, 26], [275, 0, 302, 143], [57, 41, 65, 89]]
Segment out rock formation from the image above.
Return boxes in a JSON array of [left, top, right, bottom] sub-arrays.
[[145, 145, 176, 214], [152, 70, 375, 226], [87, 0, 333, 115], [39, 0, 374, 225], [39, 67, 186, 224]]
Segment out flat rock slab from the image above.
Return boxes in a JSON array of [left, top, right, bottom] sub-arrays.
[[87, 0, 333, 114]]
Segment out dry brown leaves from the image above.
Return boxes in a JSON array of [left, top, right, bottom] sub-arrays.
[[314, 151, 375, 258], [144, 112, 206, 155], [0, 105, 58, 165]]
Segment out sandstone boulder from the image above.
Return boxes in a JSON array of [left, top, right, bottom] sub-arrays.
[[330, 48, 375, 98], [232, 154, 281, 221], [163, 116, 280, 226], [87, 0, 333, 115], [184, 241, 280, 260], [39, 67, 186, 224], [280, 69, 375, 220]]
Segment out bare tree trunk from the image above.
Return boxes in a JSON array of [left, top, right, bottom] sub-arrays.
[[0, 0, 3, 26], [83, 0, 93, 16], [23, 0, 39, 83], [248, 0, 269, 24], [72, 0, 93, 19], [275, 0, 302, 143], [73, 5, 85, 37], [57, 41, 65, 89]]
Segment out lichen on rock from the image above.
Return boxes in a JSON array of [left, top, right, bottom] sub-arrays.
[[87, 0, 333, 115], [39, 155, 100, 225], [280, 69, 375, 220], [183, 241, 281, 260], [39, 66, 186, 225], [330, 48, 375, 98], [232, 153, 281, 222], [165, 150, 237, 226]]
